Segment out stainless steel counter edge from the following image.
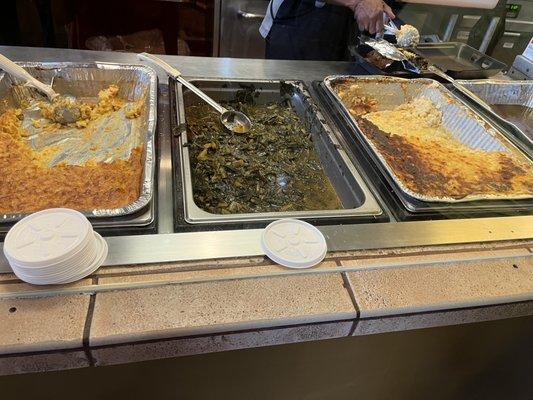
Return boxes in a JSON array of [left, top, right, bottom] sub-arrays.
[[1, 215, 532, 272]]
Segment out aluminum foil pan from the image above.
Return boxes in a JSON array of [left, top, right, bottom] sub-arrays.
[[323, 75, 533, 203], [455, 79, 533, 142], [360, 37, 406, 61], [0, 62, 157, 221], [359, 37, 421, 74]]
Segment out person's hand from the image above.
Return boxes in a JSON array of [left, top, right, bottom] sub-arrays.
[[354, 0, 395, 34]]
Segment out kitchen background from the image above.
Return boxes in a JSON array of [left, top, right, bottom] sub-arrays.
[[0, 0, 531, 66]]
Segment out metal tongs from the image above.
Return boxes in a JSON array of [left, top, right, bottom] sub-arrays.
[[383, 19, 400, 36], [375, 17, 399, 40]]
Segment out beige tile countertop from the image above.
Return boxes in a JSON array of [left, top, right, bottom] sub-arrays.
[[0, 240, 532, 376]]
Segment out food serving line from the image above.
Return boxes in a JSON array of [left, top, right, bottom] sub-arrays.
[[0, 46, 531, 272], [0, 45, 532, 375]]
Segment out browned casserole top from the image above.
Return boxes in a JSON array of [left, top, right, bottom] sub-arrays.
[[0, 92, 143, 215], [334, 82, 533, 199]]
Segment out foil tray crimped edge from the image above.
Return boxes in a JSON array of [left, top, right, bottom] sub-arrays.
[[0, 62, 158, 222], [323, 75, 533, 204], [455, 79, 533, 108]]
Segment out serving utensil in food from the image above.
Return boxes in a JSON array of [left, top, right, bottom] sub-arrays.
[[0, 53, 81, 124], [427, 65, 494, 114], [138, 52, 252, 134], [359, 37, 421, 74]]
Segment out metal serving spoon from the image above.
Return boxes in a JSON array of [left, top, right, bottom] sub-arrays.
[[139, 52, 252, 134], [0, 53, 81, 124]]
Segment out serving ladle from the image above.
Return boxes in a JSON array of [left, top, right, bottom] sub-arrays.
[[0, 53, 81, 124], [139, 52, 252, 134]]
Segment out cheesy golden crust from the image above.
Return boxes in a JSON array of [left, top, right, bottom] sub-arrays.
[[334, 84, 533, 200], [0, 96, 143, 215]]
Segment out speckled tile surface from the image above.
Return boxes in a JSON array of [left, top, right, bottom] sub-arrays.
[[0, 350, 89, 376], [347, 256, 533, 317], [92, 320, 353, 367], [354, 301, 533, 336], [90, 273, 355, 346], [0, 241, 532, 376], [0, 294, 90, 355]]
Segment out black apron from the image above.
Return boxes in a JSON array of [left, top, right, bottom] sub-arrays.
[[265, 0, 354, 61]]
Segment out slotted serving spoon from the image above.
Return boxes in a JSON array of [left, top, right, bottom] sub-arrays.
[[0, 53, 81, 124], [139, 52, 252, 134]]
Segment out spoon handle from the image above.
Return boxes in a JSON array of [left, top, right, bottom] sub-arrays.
[[176, 76, 227, 115], [138, 52, 227, 115], [0, 53, 57, 100]]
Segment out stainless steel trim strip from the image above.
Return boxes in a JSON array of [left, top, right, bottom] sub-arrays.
[[157, 85, 176, 234], [1, 215, 532, 273]]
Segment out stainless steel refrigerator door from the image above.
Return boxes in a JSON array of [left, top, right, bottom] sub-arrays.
[[219, 0, 269, 58]]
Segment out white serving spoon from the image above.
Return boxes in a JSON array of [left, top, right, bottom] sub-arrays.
[[0, 53, 81, 124]]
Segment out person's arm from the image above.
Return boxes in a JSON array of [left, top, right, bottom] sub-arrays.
[[327, 0, 395, 34]]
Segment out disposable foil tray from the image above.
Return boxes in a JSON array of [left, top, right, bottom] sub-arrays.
[[0, 62, 157, 222], [411, 42, 507, 79], [455, 79, 533, 144], [323, 75, 533, 203]]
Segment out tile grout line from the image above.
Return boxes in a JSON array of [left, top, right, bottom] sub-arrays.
[[336, 259, 360, 335], [82, 276, 98, 367], [95, 258, 277, 278]]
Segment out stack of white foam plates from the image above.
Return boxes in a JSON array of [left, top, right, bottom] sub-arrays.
[[3, 208, 108, 285]]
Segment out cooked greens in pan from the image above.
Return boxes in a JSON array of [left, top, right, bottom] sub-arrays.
[[186, 99, 342, 214]]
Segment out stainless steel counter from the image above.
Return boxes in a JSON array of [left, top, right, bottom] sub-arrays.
[[0, 46, 532, 273]]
